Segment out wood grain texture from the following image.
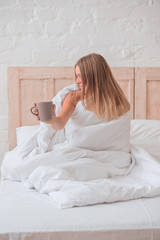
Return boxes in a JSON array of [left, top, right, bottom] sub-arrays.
[[8, 67, 159, 149], [135, 67, 160, 119], [8, 68, 21, 150], [135, 67, 147, 119], [8, 67, 75, 149]]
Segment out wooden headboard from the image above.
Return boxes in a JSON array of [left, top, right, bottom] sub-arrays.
[[8, 67, 160, 149]]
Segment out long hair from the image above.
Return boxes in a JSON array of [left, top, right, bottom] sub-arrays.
[[75, 53, 130, 121]]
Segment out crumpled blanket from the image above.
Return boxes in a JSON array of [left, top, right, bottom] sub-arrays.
[[1, 84, 160, 208]]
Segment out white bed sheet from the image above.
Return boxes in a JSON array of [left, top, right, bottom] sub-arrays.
[[0, 180, 160, 240]]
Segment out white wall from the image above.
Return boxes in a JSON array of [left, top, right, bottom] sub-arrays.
[[0, 0, 160, 165]]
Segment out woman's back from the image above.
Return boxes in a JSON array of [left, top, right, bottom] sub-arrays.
[[64, 97, 131, 153]]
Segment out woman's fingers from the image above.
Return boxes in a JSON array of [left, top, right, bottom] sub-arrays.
[[52, 104, 56, 113], [33, 109, 39, 115], [33, 103, 39, 119], [52, 104, 56, 118]]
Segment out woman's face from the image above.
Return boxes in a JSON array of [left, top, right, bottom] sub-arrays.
[[75, 65, 82, 90]]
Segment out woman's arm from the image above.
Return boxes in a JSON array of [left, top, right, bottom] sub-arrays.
[[45, 91, 81, 130]]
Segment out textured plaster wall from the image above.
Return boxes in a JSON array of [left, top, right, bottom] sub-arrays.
[[0, 0, 160, 165]]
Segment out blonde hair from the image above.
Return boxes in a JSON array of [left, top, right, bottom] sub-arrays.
[[75, 53, 130, 121]]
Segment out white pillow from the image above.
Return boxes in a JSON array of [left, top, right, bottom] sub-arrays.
[[16, 125, 40, 146], [130, 120, 160, 143], [16, 120, 160, 147]]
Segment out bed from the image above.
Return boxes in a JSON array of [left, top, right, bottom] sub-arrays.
[[0, 67, 160, 240]]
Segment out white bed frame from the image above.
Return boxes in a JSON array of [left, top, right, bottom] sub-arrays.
[[8, 67, 160, 149]]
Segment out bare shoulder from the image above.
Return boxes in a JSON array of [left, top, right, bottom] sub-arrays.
[[64, 90, 81, 105]]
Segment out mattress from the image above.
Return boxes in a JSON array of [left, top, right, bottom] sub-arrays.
[[0, 180, 160, 240]]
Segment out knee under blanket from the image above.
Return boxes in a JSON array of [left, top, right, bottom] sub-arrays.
[[1, 84, 160, 208]]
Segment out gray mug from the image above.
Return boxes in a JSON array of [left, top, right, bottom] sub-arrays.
[[31, 101, 53, 122]]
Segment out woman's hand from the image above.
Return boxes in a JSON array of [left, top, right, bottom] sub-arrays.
[[32, 90, 80, 130], [32, 103, 40, 121], [32, 103, 56, 123]]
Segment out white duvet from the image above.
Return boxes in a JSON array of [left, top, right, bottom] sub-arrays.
[[1, 84, 160, 208]]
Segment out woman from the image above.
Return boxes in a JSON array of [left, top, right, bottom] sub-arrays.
[[34, 53, 131, 129], [1, 53, 132, 201]]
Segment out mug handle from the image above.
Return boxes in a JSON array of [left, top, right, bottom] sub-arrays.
[[30, 106, 38, 116]]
